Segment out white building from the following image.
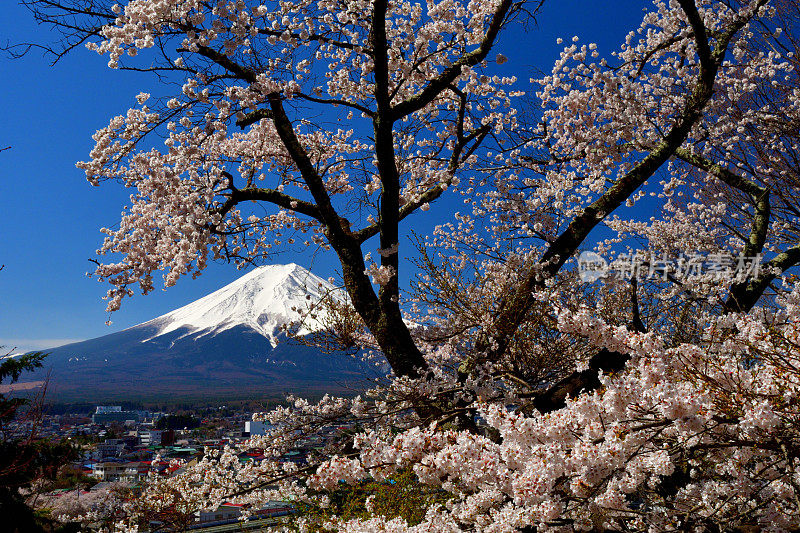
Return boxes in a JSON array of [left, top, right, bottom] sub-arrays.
[[92, 462, 126, 482], [244, 420, 268, 436], [138, 430, 163, 446], [93, 462, 150, 482], [197, 503, 243, 523], [121, 462, 150, 482], [95, 406, 122, 413]]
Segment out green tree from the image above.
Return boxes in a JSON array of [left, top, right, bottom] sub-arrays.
[[155, 414, 201, 431], [295, 469, 451, 531], [0, 350, 77, 532]]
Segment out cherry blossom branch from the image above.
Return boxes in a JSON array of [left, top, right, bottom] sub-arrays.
[[267, 94, 345, 233], [672, 147, 777, 312], [294, 92, 374, 117], [353, 122, 490, 243], [673, 147, 766, 198], [477, 0, 764, 368], [724, 242, 800, 314], [390, 0, 525, 120], [254, 27, 371, 53], [235, 109, 274, 129], [214, 186, 322, 222], [354, 84, 489, 243]]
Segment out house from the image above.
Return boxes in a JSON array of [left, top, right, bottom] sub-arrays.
[[138, 429, 162, 446], [197, 503, 243, 523], [120, 461, 151, 482], [92, 440, 125, 461], [92, 462, 127, 481]]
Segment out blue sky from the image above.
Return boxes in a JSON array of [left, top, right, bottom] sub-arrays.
[[0, 1, 643, 353]]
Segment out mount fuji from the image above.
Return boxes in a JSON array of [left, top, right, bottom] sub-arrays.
[[23, 264, 374, 402], [144, 263, 336, 347]]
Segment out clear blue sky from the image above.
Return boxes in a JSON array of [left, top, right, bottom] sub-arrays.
[[0, 1, 642, 353]]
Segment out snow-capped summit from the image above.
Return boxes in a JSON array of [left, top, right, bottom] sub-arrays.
[[144, 263, 336, 346]]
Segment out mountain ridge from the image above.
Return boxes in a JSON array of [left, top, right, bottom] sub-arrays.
[[19, 264, 370, 402]]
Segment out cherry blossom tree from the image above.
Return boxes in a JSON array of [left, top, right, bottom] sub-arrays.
[[14, 0, 800, 530], [37, 484, 127, 529], [18, 0, 530, 405]]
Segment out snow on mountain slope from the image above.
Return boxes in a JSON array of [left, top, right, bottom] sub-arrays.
[[142, 263, 337, 346]]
